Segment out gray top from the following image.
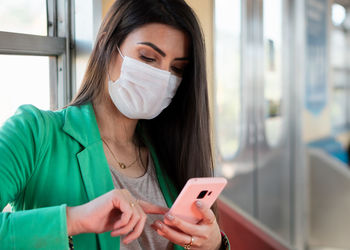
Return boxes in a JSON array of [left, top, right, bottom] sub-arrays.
[[108, 154, 172, 250]]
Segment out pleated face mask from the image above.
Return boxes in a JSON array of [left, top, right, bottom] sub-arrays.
[[108, 48, 182, 119]]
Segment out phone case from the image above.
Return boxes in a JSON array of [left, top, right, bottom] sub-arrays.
[[169, 177, 227, 224]]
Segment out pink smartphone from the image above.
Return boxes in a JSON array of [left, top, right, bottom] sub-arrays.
[[169, 177, 227, 224]]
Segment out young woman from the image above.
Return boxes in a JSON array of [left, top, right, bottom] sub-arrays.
[[0, 0, 230, 249]]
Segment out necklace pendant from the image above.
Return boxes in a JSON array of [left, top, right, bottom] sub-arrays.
[[119, 163, 126, 169]]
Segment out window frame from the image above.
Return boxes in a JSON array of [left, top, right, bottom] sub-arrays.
[[0, 0, 75, 110]]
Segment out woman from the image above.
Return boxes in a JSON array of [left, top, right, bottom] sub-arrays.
[[0, 0, 230, 249]]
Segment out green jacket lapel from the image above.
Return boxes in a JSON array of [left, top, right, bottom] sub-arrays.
[[63, 103, 114, 200], [63, 103, 119, 249]]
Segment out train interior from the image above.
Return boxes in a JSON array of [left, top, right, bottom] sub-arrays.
[[1, 0, 350, 249]]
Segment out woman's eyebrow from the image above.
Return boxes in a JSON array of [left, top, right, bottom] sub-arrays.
[[137, 42, 189, 61], [137, 42, 166, 57]]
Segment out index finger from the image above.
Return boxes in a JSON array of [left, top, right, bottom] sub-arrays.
[[194, 201, 216, 225], [138, 199, 169, 214]]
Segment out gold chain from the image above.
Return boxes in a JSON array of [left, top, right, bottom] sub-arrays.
[[102, 138, 139, 169]]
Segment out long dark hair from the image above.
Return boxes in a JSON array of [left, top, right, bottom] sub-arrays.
[[70, 0, 215, 213]]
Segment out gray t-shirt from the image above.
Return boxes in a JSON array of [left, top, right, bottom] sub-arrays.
[[108, 154, 172, 250]]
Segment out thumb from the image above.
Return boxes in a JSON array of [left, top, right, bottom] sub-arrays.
[[138, 200, 169, 214]]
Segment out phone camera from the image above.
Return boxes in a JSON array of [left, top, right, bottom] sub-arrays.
[[197, 190, 208, 199]]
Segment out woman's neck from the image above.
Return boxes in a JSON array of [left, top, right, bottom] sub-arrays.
[[93, 97, 138, 146]]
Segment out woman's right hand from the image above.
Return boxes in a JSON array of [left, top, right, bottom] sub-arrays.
[[66, 189, 169, 244]]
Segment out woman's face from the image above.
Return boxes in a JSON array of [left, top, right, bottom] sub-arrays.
[[108, 23, 190, 82]]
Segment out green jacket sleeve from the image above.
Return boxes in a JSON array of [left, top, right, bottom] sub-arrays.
[[0, 105, 69, 249]]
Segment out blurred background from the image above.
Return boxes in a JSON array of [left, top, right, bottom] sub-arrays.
[[1, 0, 350, 249]]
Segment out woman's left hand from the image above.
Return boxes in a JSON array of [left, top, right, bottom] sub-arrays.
[[151, 200, 222, 250]]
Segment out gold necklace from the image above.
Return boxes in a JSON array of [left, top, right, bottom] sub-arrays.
[[102, 138, 139, 169]]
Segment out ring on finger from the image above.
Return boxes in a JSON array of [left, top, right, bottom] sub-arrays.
[[130, 198, 140, 208], [184, 235, 194, 249]]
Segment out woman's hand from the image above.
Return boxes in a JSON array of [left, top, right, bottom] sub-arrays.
[[66, 189, 168, 244], [151, 200, 222, 250]]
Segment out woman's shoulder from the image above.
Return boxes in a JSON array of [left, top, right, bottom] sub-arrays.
[[9, 104, 66, 128], [1, 103, 93, 143], [0, 105, 68, 158], [0, 105, 73, 139]]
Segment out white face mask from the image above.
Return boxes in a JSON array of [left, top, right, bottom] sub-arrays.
[[108, 48, 182, 120]]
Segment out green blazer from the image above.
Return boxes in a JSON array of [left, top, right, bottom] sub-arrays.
[[0, 103, 183, 250]]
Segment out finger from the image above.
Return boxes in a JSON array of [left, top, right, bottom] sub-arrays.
[[150, 224, 167, 238], [163, 213, 205, 237], [122, 201, 147, 242], [111, 212, 140, 237], [150, 224, 167, 237], [138, 199, 169, 214], [122, 213, 147, 244], [152, 220, 200, 247], [112, 191, 142, 234], [194, 201, 216, 225], [112, 200, 133, 229]]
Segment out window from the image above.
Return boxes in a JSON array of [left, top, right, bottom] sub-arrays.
[[0, 0, 72, 114], [0, 0, 47, 36], [0, 55, 50, 125], [330, 3, 350, 132], [263, 0, 284, 147], [214, 0, 241, 161]]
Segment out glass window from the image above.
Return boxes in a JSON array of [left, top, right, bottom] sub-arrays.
[[0, 0, 47, 36], [332, 4, 346, 26], [331, 84, 348, 131], [330, 69, 350, 132], [331, 29, 347, 68], [263, 0, 283, 147], [214, 0, 241, 160], [330, 3, 350, 132], [0, 55, 50, 125]]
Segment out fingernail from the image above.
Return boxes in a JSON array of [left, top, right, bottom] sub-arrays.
[[124, 240, 131, 245], [155, 221, 163, 229], [196, 200, 202, 208], [165, 213, 174, 220]]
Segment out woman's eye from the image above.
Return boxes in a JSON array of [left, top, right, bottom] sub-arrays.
[[140, 55, 156, 62], [171, 66, 184, 75]]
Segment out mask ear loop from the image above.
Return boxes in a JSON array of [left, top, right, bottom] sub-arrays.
[[117, 47, 125, 59], [107, 69, 112, 82]]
